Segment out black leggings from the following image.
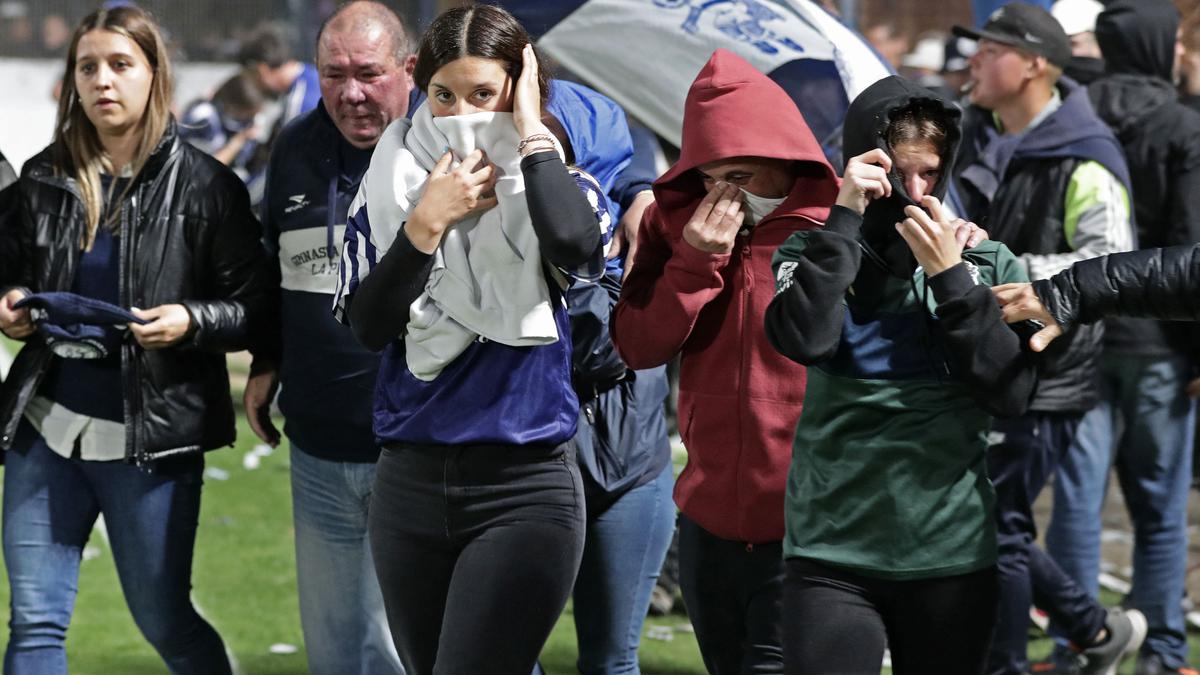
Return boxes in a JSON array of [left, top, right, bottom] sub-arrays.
[[368, 442, 586, 675], [783, 558, 998, 675]]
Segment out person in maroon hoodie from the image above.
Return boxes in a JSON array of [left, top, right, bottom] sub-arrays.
[[611, 49, 840, 673]]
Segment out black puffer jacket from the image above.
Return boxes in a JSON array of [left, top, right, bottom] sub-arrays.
[[1035, 244, 1200, 330], [1089, 0, 1200, 357], [0, 123, 278, 463]]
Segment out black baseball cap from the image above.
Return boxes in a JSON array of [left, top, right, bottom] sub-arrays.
[[952, 2, 1071, 68]]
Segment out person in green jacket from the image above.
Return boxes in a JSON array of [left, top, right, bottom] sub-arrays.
[[764, 75, 1038, 674]]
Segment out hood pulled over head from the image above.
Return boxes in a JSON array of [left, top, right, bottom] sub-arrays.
[[1095, 0, 1179, 81], [654, 49, 838, 224], [841, 75, 962, 250]]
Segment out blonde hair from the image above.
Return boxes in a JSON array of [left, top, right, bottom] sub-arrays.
[[53, 6, 173, 250]]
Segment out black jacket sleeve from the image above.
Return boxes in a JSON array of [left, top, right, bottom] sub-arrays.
[[929, 263, 1037, 418], [765, 206, 863, 364], [346, 229, 435, 352], [179, 170, 279, 357], [1035, 244, 1200, 331], [0, 177, 30, 292], [522, 150, 603, 269]]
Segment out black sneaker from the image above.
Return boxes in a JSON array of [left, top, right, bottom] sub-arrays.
[[1078, 607, 1147, 675]]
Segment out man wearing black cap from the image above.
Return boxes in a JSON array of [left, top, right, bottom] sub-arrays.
[[951, 3, 1139, 674]]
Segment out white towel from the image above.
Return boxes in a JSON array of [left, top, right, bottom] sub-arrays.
[[341, 104, 565, 381]]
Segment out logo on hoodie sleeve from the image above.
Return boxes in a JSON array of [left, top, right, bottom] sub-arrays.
[[775, 261, 798, 293]]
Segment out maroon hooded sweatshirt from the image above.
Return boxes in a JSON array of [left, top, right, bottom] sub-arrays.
[[612, 49, 840, 543]]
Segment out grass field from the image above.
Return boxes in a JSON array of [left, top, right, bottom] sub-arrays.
[[0, 342, 1192, 673]]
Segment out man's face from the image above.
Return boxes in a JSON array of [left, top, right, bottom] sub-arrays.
[[695, 156, 794, 199], [967, 39, 1034, 109], [318, 25, 414, 149]]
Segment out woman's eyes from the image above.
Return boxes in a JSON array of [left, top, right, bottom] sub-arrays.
[[77, 60, 133, 75], [434, 90, 495, 106]]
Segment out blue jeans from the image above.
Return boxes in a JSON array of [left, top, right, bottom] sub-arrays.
[[986, 413, 1106, 675], [573, 464, 675, 675], [1, 421, 231, 675], [290, 446, 403, 675], [1047, 354, 1195, 667]]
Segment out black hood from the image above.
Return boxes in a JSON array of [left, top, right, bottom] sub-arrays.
[[1096, 0, 1179, 80], [1089, 74, 1176, 135], [841, 76, 962, 266]]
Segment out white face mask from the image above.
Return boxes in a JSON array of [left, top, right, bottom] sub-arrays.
[[740, 188, 786, 226]]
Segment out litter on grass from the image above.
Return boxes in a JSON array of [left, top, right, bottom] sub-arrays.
[[243, 444, 275, 470], [269, 643, 298, 655], [646, 626, 673, 642]]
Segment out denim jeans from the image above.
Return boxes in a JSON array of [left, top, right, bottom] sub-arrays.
[[573, 464, 675, 675], [1, 421, 231, 675], [1047, 354, 1195, 667], [677, 515, 785, 675], [369, 441, 585, 675], [290, 446, 403, 675], [986, 413, 1106, 675]]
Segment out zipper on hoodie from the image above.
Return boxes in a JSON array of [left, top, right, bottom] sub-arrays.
[[735, 226, 754, 541]]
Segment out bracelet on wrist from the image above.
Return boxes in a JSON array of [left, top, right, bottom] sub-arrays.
[[519, 143, 557, 158], [518, 133, 555, 154]]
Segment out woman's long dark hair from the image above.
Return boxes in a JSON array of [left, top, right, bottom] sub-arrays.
[[413, 5, 551, 106]]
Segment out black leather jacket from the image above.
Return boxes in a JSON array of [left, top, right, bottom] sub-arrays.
[[1035, 245, 1200, 330], [0, 124, 278, 463]]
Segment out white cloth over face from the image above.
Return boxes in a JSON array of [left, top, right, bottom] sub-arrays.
[[346, 104, 566, 381]]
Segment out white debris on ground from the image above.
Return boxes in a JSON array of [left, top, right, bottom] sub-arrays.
[[269, 643, 298, 655], [242, 444, 274, 471]]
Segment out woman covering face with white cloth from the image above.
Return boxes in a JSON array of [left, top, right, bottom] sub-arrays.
[[332, 5, 614, 674]]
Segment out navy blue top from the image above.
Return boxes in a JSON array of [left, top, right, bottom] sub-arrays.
[[40, 178, 125, 422], [263, 103, 381, 462]]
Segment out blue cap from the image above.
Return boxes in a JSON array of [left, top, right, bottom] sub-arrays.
[[14, 292, 147, 359]]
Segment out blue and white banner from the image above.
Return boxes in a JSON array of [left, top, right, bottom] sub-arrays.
[[497, 0, 891, 161]]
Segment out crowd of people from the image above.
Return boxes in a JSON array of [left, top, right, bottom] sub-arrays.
[[1, 1, 1200, 675]]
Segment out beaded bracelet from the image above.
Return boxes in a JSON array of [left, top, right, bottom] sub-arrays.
[[518, 133, 556, 154]]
